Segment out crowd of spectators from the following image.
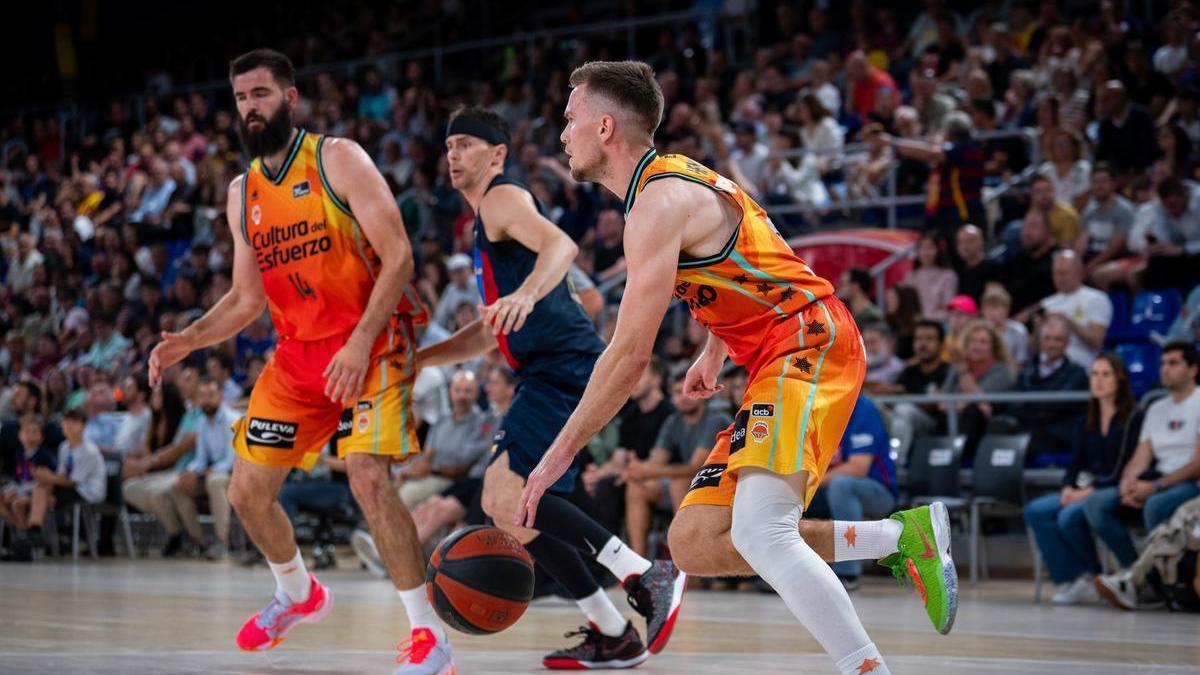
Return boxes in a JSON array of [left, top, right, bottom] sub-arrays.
[[2, 0, 1199, 608]]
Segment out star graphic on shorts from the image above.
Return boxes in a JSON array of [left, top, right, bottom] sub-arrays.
[[856, 657, 881, 674], [732, 273, 749, 285], [755, 281, 773, 296], [844, 524, 857, 548], [778, 287, 797, 303], [797, 357, 812, 374], [806, 319, 825, 336]]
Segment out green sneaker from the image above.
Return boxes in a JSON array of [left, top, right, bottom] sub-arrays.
[[878, 502, 957, 635]]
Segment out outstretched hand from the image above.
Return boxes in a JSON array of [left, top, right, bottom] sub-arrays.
[[148, 331, 195, 388], [514, 446, 574, 528]]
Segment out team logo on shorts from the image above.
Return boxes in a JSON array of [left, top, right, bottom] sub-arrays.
[[355, 412, 371, 433], [246, 417, 298, 449], [750, 403, 775, 417], [688, 463, 726, 491], [292, 180, 311, 198], [750, 420, 770, 442]]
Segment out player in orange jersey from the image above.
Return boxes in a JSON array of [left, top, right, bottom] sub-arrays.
[[147, 49, 453, 674], [515, 61, 958, 675]]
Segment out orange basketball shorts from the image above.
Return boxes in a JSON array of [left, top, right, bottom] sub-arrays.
[[680, 298, 866, 509], [232, 323, 421, 471]]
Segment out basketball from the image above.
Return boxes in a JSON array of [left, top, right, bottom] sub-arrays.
[[425, 525, 535, 635]]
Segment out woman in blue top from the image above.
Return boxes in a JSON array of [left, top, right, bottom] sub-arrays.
[[1024, 353, 1141, 605]]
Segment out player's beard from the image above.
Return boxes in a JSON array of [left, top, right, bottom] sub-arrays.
[[238, 103, 294, 159]]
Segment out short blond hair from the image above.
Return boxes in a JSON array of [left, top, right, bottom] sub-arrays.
[[569, 61, 664, 138]]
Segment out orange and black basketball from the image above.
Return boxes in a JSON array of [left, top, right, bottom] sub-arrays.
[[425, 525, 535, 635]]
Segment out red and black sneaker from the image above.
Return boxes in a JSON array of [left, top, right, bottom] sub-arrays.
[[623, 559, 686, 654], [542, 622, 648, 670]]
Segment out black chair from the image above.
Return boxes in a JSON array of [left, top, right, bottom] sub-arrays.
[[968, 433, 1031, 585], [907, 435, 966, 507], [72, 473, 137, 560]]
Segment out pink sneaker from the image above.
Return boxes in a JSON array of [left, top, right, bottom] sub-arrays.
[[236, 574, 333, 651]]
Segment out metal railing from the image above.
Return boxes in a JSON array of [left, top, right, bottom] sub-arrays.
[[872, 390, 1091, 439]]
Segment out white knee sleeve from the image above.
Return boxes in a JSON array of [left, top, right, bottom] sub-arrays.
[[730, 469, 803, 569]]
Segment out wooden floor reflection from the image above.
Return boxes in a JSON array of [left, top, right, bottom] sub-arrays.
[[1, 559, 1197, 674]]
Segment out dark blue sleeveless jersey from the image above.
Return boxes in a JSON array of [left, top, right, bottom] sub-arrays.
[[473, 175, 605, 384]]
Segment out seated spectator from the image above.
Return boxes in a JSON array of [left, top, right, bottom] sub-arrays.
[[1008, 210, 1059, 317], [861, 323, 905, 392], [1038, 250, 1113, 368], [1079, 163, 1135, 276], [795, 92, 844, 176], [278, 442, 350, 535], [1038, 127, 1091, 211], [845, 123, 893, 201], [393, 370, 491, 511], [729, 121, 770, 196], [1126, 177, 1200, 290], [121, 377, 204, 557], [1095, 80, 1158, 183], [171, 378, 237, 559], [942, 320, 1015, 460], [1029, 173, 1082, 250], [623, 372, 731, 556], [806, 393, 897, 587], [981, 286, 1029, 368], [1025, 353, 1141, 605], [25, 408, 107, 555], [883, 284, 920, 361], [112, 374, 152, 458], [954, 224, 1001, 303], [846, 50, 900, 124], [1009, 315, 1090, 456], [902, 233, 957, 321], [584, 357, 673, 536], [432, 253, 479, 332], [0, 415, 57, 558], [943, 294, 979, 361], [837, 267, 884, 328], [885, 320, 950, 451], [1096, 494, 1200, 612], [1160, 286, 1200, 345], [590, 207, 627, 283], [1084, 342, 1200, 567], [206, 352, 241, 405]]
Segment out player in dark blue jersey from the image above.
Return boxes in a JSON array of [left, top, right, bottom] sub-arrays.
[[418, 107, 684, 669]]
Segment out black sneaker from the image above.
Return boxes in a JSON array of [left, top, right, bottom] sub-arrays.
[[623, 559, 686, 654], [542, 622, 648, 670], [160, 534, 183, 558]]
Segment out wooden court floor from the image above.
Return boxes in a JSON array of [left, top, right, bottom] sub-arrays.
[[1, 558, 1197, 674]]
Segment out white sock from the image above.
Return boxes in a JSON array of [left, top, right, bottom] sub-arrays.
[[398, 586, 446, 642], [595, 536, 652, 584], [835, 642, 891, 675], [268, 549, 312, 604], [576, 588, 628, 637], [731, 470, 883, 673], [833, 519, 902, 561]]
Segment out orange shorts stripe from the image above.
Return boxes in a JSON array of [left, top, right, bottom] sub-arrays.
[[680, 301, 865, 509]]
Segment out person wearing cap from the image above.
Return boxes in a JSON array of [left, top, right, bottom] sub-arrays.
[[943, 293, 979, 363], [431, 252, 479, 332]]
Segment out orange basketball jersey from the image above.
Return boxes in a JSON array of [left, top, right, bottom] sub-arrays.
[[624, 149, 835, 373], [240, 129, 425, 343]]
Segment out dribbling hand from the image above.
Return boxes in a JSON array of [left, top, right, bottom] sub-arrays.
[[515, 445, 573, 528]]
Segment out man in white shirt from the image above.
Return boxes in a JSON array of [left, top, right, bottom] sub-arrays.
[[113, 375, 152, 457], [25, 408, 107, 553], [432, 253, 480, 331], [1040, 250, 1112, 367], [1083, 342, 1200, 566]]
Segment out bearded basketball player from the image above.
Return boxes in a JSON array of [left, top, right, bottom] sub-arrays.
[[147, 49, 453, 674]]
